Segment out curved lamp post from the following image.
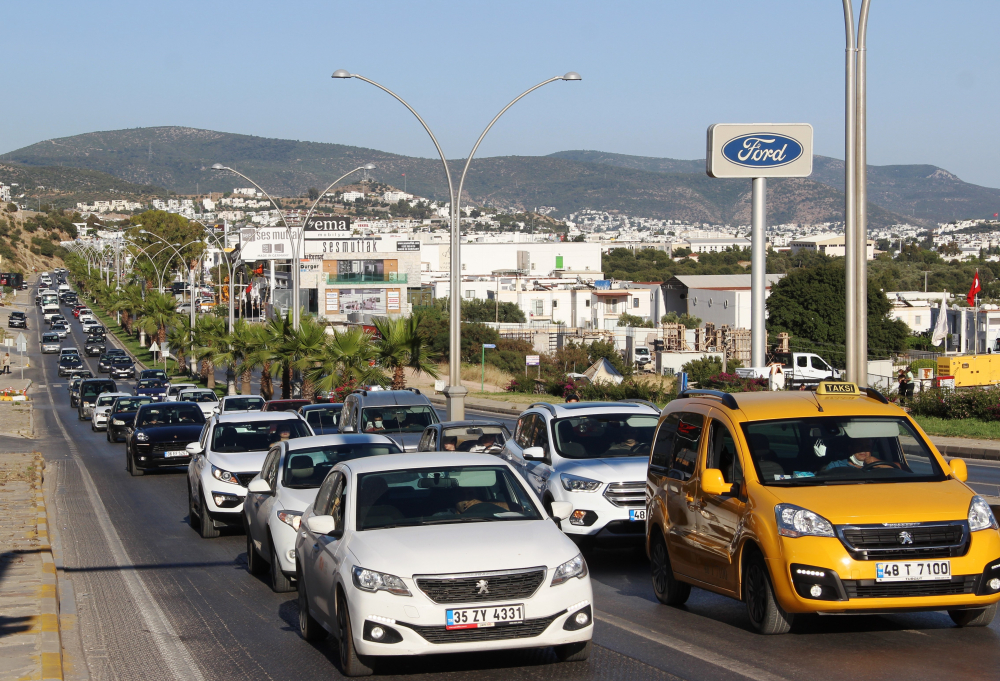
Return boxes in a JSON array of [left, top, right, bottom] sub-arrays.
[[211, 163, 375, 329], [332, 69, 581, 419]]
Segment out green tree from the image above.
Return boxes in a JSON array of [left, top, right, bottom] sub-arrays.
[[462, 298, 527, 323], [661, 311, 701, 329], [617, 312, 654, 328], [586, 338, 633, 377], [167, 324, 192, 376], [213, 319, 256, 395], [306, 326, 387, 395], [194, 315, 226, 389], [138, 291, 180, 345], [372, 314, 441, 389], [307, 187, 320, 201]]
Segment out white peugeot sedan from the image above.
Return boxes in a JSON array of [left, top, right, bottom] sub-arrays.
[[178, 388, 221, 419], [186, 411, 313, 538], [245, 434, 402, 593], [90, 391, 132, 431], [295, 452, 592, 676], [501, 401, 661, 547]]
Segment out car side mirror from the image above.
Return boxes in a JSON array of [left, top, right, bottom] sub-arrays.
[[701, 468, 731, 496], [522, 446, 545, 461], [186, 442, 204, 455], [340, 425, 354, 434], [305, 514, 338, 536], [549, 501, 573, 521], [949, 459, 968, 482], [247, 478, 272, 494]]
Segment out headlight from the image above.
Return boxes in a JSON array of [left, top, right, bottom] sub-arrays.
[[277, 509, 302, 530], [969, 495, 998, 532], [560, 473, 602, 492], [552, 554, 588, 586], [352, 566, 411, 596], [775, 504, 835, 538], [135, 432, 149, 442], [211, 464, 241, 485], [112, 419, 125, 426]]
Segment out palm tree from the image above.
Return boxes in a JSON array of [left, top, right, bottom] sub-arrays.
[[110, 285, 145, 335], [291, 316, 329, 401], [194, 316, 226, 389], [138, 291, 179, 345], [306, 326, 387, 396], [372, 314, 440, 390], [244, 324, 274, 400], [213, 319, 256, 395], [167, 325, 192, 377]]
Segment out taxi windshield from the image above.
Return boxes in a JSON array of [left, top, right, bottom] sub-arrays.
[[742, 417, 948, 486], [551, 414, 659, 459]]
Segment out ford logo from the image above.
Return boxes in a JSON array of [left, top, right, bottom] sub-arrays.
[[722, 133, 803, 169]]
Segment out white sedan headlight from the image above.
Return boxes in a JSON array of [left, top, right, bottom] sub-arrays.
[[551, 554, 588, 586], [775, 504, 835, 538], [352, 566, 411, 596], [560, 473, 602, 492], [969, 495, 998, 532]]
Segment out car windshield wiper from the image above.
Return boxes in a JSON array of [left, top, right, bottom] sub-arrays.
[[420, 517, 493, 525]]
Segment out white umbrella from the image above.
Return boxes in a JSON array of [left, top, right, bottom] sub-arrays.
[[931, 299, 948, 348]]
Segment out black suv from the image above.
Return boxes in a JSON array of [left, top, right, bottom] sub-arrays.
[[7, 311, 26, 328], [58, 355, 84, 377], [85, 337, 107, 356], [109, 357, 136, 380], [77, 378, 118, 420]]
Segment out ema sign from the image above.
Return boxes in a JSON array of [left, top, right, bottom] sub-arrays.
[[706, 124, 813, 178], [304, 215, 351, 239]]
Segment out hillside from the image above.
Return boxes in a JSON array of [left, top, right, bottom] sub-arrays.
[[551, 150, 1000, 223], [0, 126, 971, 227], [0, 162, 167, 210]]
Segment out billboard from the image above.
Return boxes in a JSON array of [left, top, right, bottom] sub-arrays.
[[706, 124, 813, 178], [304, 215, 351, 239], [396, 241, 420, 251], [238, 227, 294, 260]]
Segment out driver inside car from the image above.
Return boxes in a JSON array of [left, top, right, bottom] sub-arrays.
[[824, 437, 889, 470], [455, 486, 510, 514]]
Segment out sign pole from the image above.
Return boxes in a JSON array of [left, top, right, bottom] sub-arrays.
[[481, 345, 485, 392], [751, 177, 767, 368]]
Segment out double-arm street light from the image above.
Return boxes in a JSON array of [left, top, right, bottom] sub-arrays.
[[211, 163, 375, 330], [332, 69, 581, 420]]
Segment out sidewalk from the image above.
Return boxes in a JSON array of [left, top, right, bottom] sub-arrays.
[[0, 451, 62, 681]]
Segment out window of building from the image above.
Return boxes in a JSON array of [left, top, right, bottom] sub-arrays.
[[585, 300, 590, 308], [552, 300, 558, 308], [464, 290, 475, 299], [633, 297, 639, 308], [915, 315, 922, 325], [609, 298, 617, 313], [533, 300, 544, 315]]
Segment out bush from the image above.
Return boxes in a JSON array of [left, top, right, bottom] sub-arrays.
[[505, 374, 537, 393], [577, 379, 677, 404], [909, 386, 1000, 421], [681, 356, 743, 385], [700, 372, 768, 393]]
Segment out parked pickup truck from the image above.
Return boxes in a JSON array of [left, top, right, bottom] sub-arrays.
[[134, 378, 168, 401], [735, 352, 840, 388]]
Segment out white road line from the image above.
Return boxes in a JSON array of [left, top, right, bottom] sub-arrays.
[[595, 610, 791, 681], [40, 312, 207, 681]]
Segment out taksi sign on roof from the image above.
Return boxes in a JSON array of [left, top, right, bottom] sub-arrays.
[[706, 124, 813, 178]]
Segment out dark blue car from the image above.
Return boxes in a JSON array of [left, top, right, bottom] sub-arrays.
[[298, 403, 343, 435]]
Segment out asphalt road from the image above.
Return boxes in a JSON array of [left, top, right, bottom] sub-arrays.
[[9, 291, 1000, 681]]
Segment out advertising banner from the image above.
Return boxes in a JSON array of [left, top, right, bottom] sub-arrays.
[[706, 124, 813, 178], [305, 238, 382, 255], [396, 241, 421, 251], [238, 227, 293, 260], [304, 215, 351, 239]]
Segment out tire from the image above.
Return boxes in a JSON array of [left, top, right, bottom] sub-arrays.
[[650, 533, 690, 606], [949, 603, 997, 627], [91, 421, 96, 431], [297, 567, 326, 642], [337, 595, 373, 677], [127, 450, 144, 476], [245, 520, 267, 576], [270, 538, 295, 593], [743, 552, 794, 635], [106, 428, 112, 443], [554, 640, 591, 662], [197, 485, 220, 538], [188, 483, 200, 530]]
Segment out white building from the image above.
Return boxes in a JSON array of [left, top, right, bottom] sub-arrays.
[[686, 237, 751, 253], [662, 274, 785, 328], [341, 191, 366, 203], [790, 234, 875, 259], [383, 191, 413, 203]]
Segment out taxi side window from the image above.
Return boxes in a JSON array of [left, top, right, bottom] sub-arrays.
[[707, 420, 743, 486], [670, 413, 704, 481], [650, 413, 679, 471]]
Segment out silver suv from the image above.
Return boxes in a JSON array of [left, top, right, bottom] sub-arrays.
[[500, 400, 661, 546], [337, 388, 439, 451]]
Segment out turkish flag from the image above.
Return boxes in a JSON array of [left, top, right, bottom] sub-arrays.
[[967, 269, 982, 306]]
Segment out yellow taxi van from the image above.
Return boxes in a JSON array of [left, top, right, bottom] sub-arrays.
[[645, 382, 1000, 634]]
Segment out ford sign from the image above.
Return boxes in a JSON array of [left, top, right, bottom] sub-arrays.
[[706, 124, 813, 178], [722, 133, 802, 169]]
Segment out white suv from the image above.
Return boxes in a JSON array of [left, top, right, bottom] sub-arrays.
[[500, 400, 661, 546], [186, 411, 314, 538]]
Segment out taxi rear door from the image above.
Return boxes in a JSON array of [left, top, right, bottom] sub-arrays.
[[656, 411, 707, 578]]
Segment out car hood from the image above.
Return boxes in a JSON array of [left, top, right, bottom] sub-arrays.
[[277, 486, 321, 511], [208, 450, 269, 474], [136, 424, 205, 443], [136, 387, 166, 394], [383, 432, 422, 452], [112, 410, 139, 423], [557, 456, 650, 483], [345, 520, 579, 578], [758, 479, 974, 524]]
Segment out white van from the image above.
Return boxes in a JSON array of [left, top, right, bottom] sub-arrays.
[[42, 304, 61, 322]]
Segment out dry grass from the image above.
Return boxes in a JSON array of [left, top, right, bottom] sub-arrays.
[[459, 364, 515, 390]]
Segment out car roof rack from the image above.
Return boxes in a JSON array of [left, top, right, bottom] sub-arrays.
[[863, 387, 889, 404], [617, 398, 661, 411], [528, 402, 557, 415], [677, 389, 739, 410]]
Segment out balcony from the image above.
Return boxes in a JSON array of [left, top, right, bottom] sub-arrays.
[[326, 272, 408, 285]]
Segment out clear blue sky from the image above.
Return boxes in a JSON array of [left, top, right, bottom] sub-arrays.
[[3, 1, 999, 187]]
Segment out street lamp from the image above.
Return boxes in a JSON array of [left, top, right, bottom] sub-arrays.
[[333, 70, 581, 419]]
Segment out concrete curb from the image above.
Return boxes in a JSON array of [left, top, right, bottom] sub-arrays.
[[427, 395, 523, 417], [935, 444, 1000, 462], [32, 454, 64, 681]]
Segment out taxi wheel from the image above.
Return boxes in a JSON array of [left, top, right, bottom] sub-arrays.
[[949, 603, 997, 627], [743, 553, 794, 635], [650, 534, 690, 606], [297, 565, 326, 642], [337, 594, 374, 677]]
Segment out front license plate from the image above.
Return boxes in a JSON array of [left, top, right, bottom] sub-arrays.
[[629, 509, 647, 522], [164, 450, 188, 458], [446, 604, 523, 630], [876, 560, 951, 582]]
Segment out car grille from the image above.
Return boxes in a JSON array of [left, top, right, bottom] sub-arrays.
[[843, 575, 977, 598], [603, 481, 645, 508], [235, 473, 257, 487], [400, 611, 561, 644], [838, 523, 968, 560], [415, 568, 546, 604]]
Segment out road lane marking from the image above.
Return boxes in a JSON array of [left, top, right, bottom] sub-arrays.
[[41, 332, 207, 681], [595, 610, 790, 681]]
